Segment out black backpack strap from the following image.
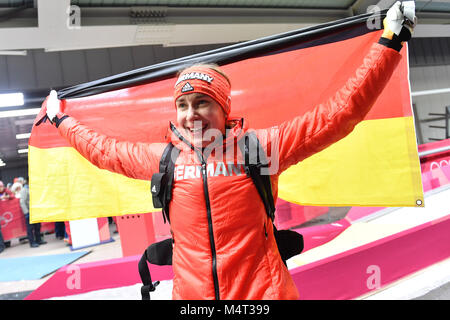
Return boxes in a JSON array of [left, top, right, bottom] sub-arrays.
[[138, 238, 174, 300], [138, 248, 160, 300], [239, 132, 304, 265], [161, 143, 180, 224], [273, 225, 304, 265], [239, 132, 275, 221], [144, 143, 180, 300], [151, 142, 181, 224]]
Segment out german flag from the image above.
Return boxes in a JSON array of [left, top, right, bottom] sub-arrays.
[[29, 11, 423, 223]]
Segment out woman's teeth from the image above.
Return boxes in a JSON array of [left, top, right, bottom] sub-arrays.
[[189, 125, 207, 133]]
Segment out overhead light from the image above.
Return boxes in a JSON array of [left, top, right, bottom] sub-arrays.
[[14, 118, 35, 125], [0, 108, 40, 119], [0, 92, 24, 108], [16, 133, 31, 139], [411, 87, 450, 97], [18, 148, 29, 154], [0, 50, 27, 56]]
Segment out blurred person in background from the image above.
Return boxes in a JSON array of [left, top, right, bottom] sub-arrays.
[[0, 180, 14, 201], [10, 181, 23, 199], [0, 224, 4, 253], [55, 221, 65, 240], [0, 180, 15, 253], [19, 178, 47, 248]]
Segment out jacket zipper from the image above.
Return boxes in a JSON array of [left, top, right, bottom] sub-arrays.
[[170, 123, 220, 300], [200, 160, 220, 300], [264, 221, 268, 239]]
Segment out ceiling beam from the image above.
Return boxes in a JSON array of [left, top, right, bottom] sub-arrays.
[[0, 0, 350, 52], [0, 0, 448, 53], [414, 24, 450, 38]]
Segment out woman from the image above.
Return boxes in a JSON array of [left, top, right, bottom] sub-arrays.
[[44, 3, 415, 300]]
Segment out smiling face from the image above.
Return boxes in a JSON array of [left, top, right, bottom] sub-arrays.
[[176, 93, 227, 148]]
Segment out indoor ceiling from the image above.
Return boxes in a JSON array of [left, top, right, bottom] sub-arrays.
[[0, 0, 449, 170]]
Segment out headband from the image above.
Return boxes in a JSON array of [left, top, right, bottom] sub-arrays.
[[173, 66, 231, 116]]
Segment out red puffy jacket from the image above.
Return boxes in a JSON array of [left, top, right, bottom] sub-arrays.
[[56, 42, 401, 300]]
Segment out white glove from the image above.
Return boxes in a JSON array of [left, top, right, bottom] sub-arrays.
[[46, 90, 61, 122], [384, 1, 417, 39]]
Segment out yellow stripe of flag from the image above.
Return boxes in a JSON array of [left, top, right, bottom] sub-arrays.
[[278, 116, 423, 207]]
